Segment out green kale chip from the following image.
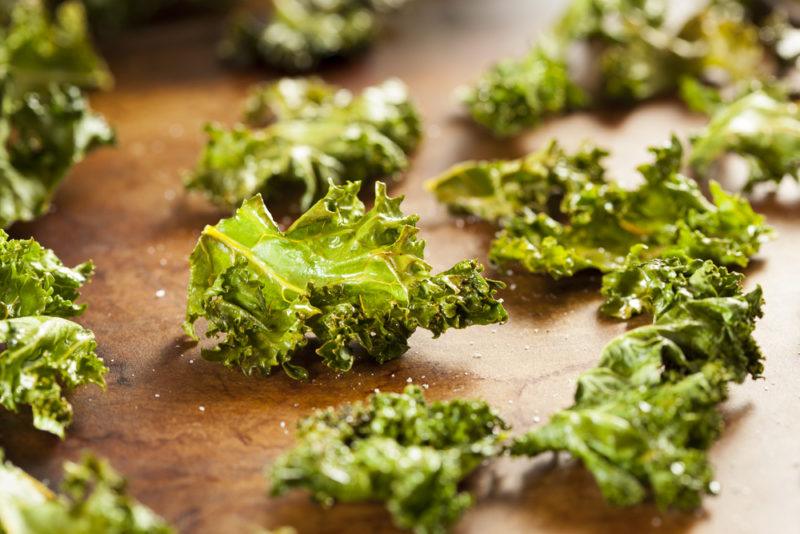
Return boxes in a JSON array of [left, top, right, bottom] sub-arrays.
[[270, 385, 509, 534], [430, 137, 771, 279], [513, 365, 726, 509], [462, 40, 586, 137], [0, 451, 173, 533], [465, 0, 770, 136], [489, 137, 771, 277], [690, 90, 800, 190], [187, 77, 421, 213], [599, 245, 744, 319], [184, 181, 507, 379], [0, 229, 94, 319], [0, 0, 114, 228], [220, 0, 412, 72], [3, 0, 111, 90], [0, 230, 106, 437], [512, 280, 765, 509], [426, 140, 607, 222]]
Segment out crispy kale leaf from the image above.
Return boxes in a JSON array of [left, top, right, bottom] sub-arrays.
[[430, 137, 771, 279], [599, 245, 744, 319], [0, 451, 173, 533], [0, 0, 114, 228], [270, 385, 509, 534], [220, 0, 412, 72], [0, 230, 106, 437], [690, 90, 800, 190], [184, 181, 507, 379], [513, 365, 726, 509], [0, 229, 94, 319], [3, 0, 111, 90], [462, 40, 586, 137], [512, 278, 765, 509], [187, 77, 421, 212], [426, 140, 607, 222], [465, 0, 769, 136], [489, 137, 771, 277]]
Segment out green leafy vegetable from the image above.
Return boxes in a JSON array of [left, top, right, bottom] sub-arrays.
[[187, 77, 421, 213], [220, 0, 412, 72], [431, 137, 771, 279], [465, 0, 770, 136], [599, 245, 743, 319], [184, 181, 507, 379], [462, 40, 586, 137], [0, 229, 106, 437], [678, 76, 725, 115], [270, 385, 509, 534], [0, 451, 173, 533], [512, 272, 764, 509], [0, 229, 94, 320], [690, 89, 800, 190], [426, 140, 607, 222], [0, 0, 114, 228]]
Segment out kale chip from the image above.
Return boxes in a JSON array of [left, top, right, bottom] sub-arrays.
[[187, 77, 421, 213], [220, 0, 413, 72], [270, 385, 509, 534], [0, 0, 114, 228], [690, 89, 800, 190], [0, 229, 106, 437], [0, 451, 173, 533], [184, 181, 507, 379]]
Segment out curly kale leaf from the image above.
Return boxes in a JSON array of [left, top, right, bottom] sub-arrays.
[[465, 0, 769, 136], [513, 366, 725, 510], [220, 0, 412, 72], [0, 451, 173, 533], [677, 1, 768, 86], [0, 229, 94, 319], [600, 245, 744, 320], [553, 0, 666, 41], [0, 230, 105, 437], [0, 317, 105, 438], [184, 181, 507, 379], [243, 77, 421, 152], [489, 137, 771, 278], [0, 0, 113, 228], [3, 0, 112, 91], [462, 40, 586, 137], [0, 84, 115, 228], [513, 284, 764, 509], [426, 140, 607, 222], [187, 78, 421, 213], [690, 90, 800, 190], [270, 385, 509, 534]]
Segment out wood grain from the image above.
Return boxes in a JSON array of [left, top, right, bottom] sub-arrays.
[[2, 1, 799, 533]]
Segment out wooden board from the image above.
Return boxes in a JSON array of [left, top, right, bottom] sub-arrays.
[[2, 1, 799, 532]]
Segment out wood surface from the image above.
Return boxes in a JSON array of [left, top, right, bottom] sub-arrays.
[[2, 1, 799, 533]]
